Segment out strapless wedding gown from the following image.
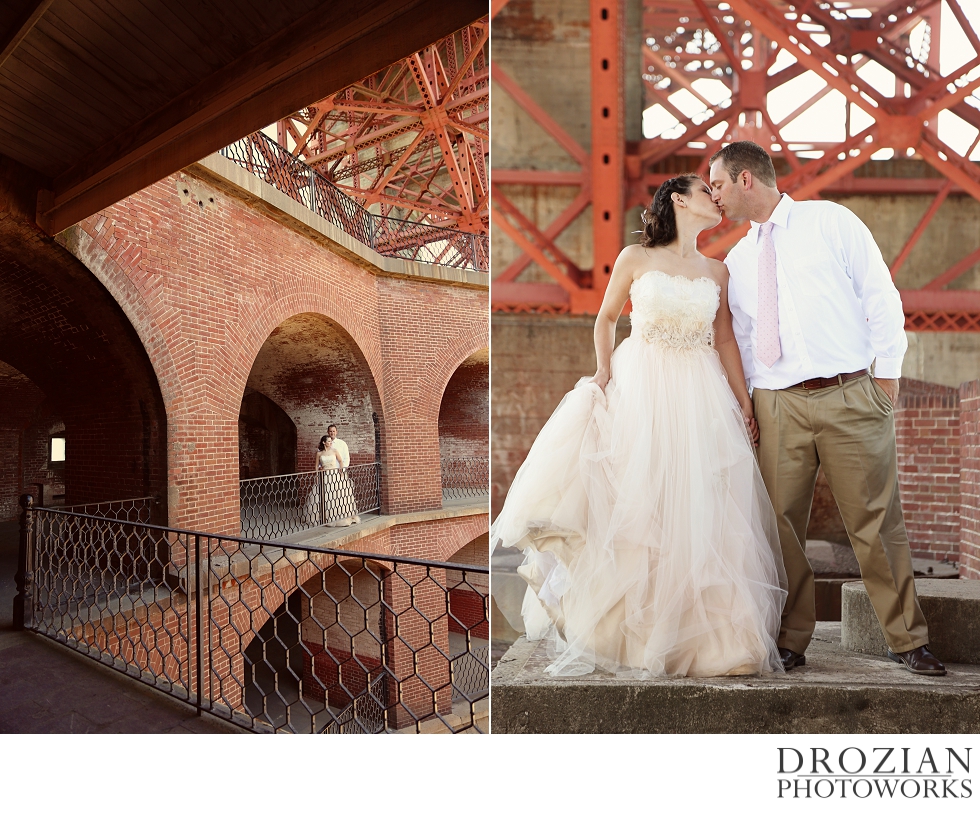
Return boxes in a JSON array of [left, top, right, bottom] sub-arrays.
[[491, 270, 786, 677]]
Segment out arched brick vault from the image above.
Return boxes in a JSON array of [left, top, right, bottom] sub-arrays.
[[59, 167, 487, 534], [244, 312, 382, 470], [0, 173, 168, 515], [439, 347, 489, 461]]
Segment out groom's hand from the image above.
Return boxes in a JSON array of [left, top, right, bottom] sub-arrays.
[[874, 377, 899, 406], [740, 403, 760, 446]]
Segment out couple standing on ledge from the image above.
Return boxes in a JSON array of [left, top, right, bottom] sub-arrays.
[[492, 140, 946, 679], [311, 423, 360, 527]]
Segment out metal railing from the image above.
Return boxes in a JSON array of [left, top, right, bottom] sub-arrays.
[[15, 499, 489, 734], [441, 457, 489, 502], [240, 464, 380, 540], [219, 132, 488, 272], [63, 496, 159, 525]]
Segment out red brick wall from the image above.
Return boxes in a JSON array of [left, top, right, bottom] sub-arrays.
[[238, 390, 297, 478], [64, 398, 166, 507], [959, 379, 980, 579], [0, 215, 169, 518], [245, 312, 381, 471], [64, 168, 487, 535], [0, 361, 48, 518], [894, 378, 961, 562], [439, 352, 489, 461]]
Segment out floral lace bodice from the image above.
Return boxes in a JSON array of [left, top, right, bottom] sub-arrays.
[[318, 450, 340, 470], [629, 270, 720, 351]]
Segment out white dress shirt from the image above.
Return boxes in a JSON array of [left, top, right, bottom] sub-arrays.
[[726, 194, 907, 391], [332, 437, 350, 468]]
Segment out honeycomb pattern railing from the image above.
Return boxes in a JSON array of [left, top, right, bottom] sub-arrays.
[[219, 132, 488, 271], [240, 464, 380, 540], [63, 496, 159, 525], [19, 501, 489, 734], [441, 457, 490, 502]]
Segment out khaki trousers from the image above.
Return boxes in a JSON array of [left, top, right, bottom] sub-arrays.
[[753, 375, 929, 654]]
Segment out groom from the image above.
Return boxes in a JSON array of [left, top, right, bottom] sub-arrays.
[[708, 141, 945, 676]]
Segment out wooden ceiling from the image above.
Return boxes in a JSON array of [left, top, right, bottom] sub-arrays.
[[0, 0, 485, 234]]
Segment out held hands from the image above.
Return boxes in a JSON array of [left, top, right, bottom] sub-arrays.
[[741, 401, 760, 446]]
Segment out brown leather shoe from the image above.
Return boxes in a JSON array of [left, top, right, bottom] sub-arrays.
[[887, 645, 946, 676], [778, 647, 806, 671]]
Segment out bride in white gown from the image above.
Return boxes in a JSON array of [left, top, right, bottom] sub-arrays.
[[491, 174, 786, 678]]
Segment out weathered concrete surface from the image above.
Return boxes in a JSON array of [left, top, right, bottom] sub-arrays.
[[842, 579, 980, 664], [491, 623, 980, 733]]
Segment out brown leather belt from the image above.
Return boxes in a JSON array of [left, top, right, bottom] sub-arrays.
[[790, 369, 868, 391]]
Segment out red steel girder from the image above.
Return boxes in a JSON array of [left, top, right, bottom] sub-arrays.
[[591, 0, 627, 293], [493, 1, 980, 328], [279, 19, 488, 234], [492, 185, 585, 290], [890, 179, 954, 278]]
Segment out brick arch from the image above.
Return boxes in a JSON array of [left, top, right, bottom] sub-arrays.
[[67, 221, 184, 411], [446, 531, 489, 567], [389, 514, 489, 563], [235, 291, 385, 413], [433, 325, 490, 405], [445, 532, 489, 643], [0, 219, 169, 510], [438, 346, 488, 465], [241, 311, 384, 472], [235, 554, 391, 652]]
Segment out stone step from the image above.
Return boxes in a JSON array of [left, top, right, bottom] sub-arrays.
[[842, 578, 980, 664], [491, 623, 980, 733]]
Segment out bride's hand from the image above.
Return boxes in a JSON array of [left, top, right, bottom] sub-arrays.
[[740, 401, 760, 446], [590, 369, 610, 392]]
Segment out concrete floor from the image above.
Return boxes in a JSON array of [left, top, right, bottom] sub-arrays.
[[492, 624, 980, 733], [0, 519, 238, 734]]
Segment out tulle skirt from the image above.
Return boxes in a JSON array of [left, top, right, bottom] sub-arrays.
[[491, 334, 787, 677]]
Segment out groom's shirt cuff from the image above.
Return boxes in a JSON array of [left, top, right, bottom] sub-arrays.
[[873, 356, 903, 379]]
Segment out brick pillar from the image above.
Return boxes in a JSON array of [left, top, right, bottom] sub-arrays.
[[379, 419, 443, 515], [382, 566, 452, 729], [958, 380, 980, 579]]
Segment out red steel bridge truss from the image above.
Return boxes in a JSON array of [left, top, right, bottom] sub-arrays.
[[273, 18, 489, 237], [491, 0, 980, 330]]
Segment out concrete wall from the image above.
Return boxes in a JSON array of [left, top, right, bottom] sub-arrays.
[[959, 380, 980, 580]]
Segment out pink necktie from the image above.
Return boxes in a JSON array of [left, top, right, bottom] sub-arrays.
[[757, 221, 780, 368]]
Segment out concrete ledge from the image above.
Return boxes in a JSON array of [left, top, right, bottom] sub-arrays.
[[189, 154, 488, 290], [842, 578, 980, 664], [491, 624, 980, 733], [171, 500, 489, 591], [276, 498, 489, 551]]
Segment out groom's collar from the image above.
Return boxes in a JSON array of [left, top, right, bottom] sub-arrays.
[[749, 193, 793, 241]]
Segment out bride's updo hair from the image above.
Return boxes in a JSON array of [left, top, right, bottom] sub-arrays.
[[317, 435, 329, 451], [640, 173, 702, 248]]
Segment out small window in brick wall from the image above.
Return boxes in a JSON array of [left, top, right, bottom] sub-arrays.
[[49, 435, 66, 470]]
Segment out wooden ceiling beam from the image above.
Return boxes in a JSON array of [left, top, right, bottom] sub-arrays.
[[37, 0, 485, 235], [0, 0, 54, 71]]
